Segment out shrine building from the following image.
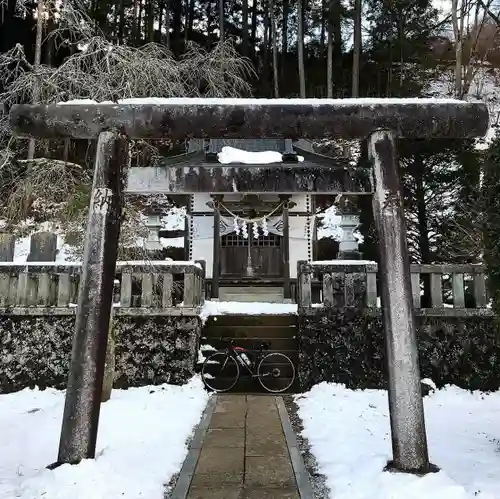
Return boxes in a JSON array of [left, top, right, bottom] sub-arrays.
[[126, 138, 370, 302]]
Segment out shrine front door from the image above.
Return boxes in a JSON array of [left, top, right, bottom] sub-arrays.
[[220, 225, 283, 278]]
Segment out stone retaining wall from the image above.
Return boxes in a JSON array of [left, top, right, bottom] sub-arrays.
[[298, 309, 500, 392], [0, 315, 201, 393]]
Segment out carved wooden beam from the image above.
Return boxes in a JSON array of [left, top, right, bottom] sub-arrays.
[[10, 98, 489, 140]]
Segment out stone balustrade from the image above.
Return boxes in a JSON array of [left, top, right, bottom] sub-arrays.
[[297, 260, 490, 315], [0, 260, 205, 315]]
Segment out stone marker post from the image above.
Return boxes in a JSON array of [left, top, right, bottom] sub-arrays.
[[368, 130, 430, 472], [27, 231, 57, 261], [0, 233, 15, 262], [56, 131, 128, 465]]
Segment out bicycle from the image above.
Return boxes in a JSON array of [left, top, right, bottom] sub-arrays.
[[201, 338, 296, 393]]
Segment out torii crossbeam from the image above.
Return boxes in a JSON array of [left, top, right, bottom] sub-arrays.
[[10, 98, 489, 474]]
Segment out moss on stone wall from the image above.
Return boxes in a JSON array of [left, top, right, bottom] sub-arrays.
[[0, 315, 201, 393], [298, 309, 500, 392]]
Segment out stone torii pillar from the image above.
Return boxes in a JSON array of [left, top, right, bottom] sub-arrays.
[[10, 98, 488, 472]]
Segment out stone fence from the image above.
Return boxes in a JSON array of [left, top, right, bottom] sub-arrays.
[[0, 231, 205, 315], [297, 260, 490, 314], [0, 261, 205, 315]]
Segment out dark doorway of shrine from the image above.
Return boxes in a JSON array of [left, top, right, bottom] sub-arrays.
[[220, 226, 283, 278]]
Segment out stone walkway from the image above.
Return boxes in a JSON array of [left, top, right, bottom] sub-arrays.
[[170, 394, 314, 499]]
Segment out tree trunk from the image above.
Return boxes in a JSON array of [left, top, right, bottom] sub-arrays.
[[452, 0, 462, 96], [332, 0, 342, 62], [251, 0, 258, 59], [132, 0, 138, 43], [327, 2, 333, 97], [270, 0, 279, 97], [297, 0, 306, 97], [188, 0, 195, 34], [147, 0, 154, 42], [28, 0, 44, 161], [184, 0, 190, 46], [320, 0, 326, 56], [165, 0, 171, 50], [262, 5, 270, 95], [118, 0, 126, 43], [242, 0, 249, 55], [172, 0, 181, 53], [136, 0, 143, 44], [219, 0, 224, 42], [158, 2, 164, 44], [352, 0, 361, 97], [281, 0, 289, 79], [45, 0, 55, 66]]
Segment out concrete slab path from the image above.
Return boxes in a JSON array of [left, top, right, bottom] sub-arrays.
[[169, 394, 314, 499]]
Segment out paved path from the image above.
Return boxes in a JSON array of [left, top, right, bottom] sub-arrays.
[[170, 394, 314, 499]]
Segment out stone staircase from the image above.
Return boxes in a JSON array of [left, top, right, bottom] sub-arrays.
[[200, 314, 298, 393], [219, 286, 285, 303]]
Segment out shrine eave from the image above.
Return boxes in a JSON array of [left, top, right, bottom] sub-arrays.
[[125, 165, 372, 195]]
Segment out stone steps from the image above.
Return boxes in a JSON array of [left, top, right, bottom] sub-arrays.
[[219, 286, 285, 303], [201, 314, 299, 393]]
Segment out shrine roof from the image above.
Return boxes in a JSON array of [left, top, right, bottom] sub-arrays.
[[188, 138, 289, 153], [176, 138, 349, 167]]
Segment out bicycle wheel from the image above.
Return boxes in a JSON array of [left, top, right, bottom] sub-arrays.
[[202, 352, 240, 392], [257, 352, 296, 393]]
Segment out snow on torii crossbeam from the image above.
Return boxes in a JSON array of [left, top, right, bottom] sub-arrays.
[[9, 98, 489, 474], [10, 97, 488, 140]]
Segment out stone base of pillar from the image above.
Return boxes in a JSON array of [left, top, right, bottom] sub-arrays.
[[337, 250, 362, 260]]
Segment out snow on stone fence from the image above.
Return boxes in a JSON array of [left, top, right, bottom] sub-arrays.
[[297, 260, 490, 313], [0, 233, 205, 314]]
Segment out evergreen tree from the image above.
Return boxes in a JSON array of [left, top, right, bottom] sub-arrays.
[[365, 0, 439, 96], [483, 132, 500, 314]]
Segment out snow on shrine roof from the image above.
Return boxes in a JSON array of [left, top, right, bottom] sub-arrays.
[[218, 146, 290, 164], [57, 97, 469, 107]]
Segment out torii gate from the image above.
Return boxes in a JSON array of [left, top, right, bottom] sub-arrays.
[[10, 98, 489, 474]]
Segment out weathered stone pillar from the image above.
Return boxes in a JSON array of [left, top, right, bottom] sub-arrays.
[[368, 130, 430, 473], [56, 131, 128, 465]]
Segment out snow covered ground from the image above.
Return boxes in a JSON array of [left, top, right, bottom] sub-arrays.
[[0, 377, 209, 499], [297, 382, 500, 499]]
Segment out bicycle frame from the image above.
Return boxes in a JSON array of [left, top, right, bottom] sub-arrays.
[[226, 345, 262, 377]]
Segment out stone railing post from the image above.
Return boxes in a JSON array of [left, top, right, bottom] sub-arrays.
[[183, 268, 196, 307], [195, 259, 206, 304], [297, 260, 312, 308], [0, 234, 15, 307]]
